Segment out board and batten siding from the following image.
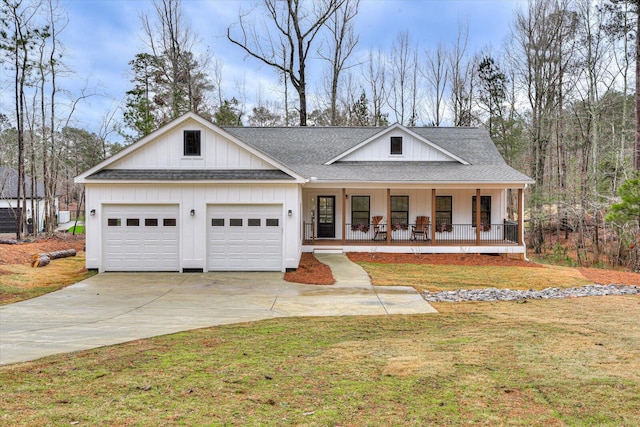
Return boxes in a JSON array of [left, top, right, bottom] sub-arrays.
[[110, 121, 276, 170], [84, 182, 301, 272], [340, 132, 456, 162], [303, 188, 505, 240]]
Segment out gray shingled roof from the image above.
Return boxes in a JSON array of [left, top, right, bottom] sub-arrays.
[[0, 167, 46, 198], [223, 126, 533, 183], [87, 169, 294, 181]]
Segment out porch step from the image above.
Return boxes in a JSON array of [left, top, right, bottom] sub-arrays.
[[313, 248, 344, 254]]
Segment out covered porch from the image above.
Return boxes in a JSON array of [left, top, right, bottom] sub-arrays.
[[301, 186, 525, 255]]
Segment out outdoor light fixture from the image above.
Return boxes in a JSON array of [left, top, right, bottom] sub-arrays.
[[90, 209, 96, 216], [190, 209, 195, 216], [288, 209, 293, 217]]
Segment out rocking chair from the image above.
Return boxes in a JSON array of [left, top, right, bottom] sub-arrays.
[[410, 216, 430, 241], [371, 216, 387, 241]]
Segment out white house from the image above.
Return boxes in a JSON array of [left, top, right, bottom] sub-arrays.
[[0, 166, 56, 234], [75, 112, 533, 273]]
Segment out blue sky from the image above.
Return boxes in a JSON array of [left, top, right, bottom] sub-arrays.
[[8, 0, 526, 136]]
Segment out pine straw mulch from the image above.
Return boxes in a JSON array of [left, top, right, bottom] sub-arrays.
[[347, 252, 542, 267], [0, 234, 86, 272], [284, 253, 335, 285]]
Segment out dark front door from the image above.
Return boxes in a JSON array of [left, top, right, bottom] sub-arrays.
[[317, 196, 335, 238]]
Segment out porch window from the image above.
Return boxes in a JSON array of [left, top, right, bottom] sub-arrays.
[[390, 136, 403, 155], [472, 195, 491, 227], [351, 196, 370, 225], [435, 196, 452, 227], [390, 195, 409, 228]]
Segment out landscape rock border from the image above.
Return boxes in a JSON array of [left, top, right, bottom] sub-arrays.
[[422, 284, 640, 303]]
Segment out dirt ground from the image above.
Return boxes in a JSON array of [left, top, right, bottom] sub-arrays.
[[0, 234, 86, 269]]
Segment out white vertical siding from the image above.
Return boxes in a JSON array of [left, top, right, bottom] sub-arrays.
[[84, 182, 300, 272], [110, 119, 276, 170], [341, 131, 456, 162]]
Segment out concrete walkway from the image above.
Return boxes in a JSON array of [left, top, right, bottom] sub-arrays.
[[0, 253, 436, 365]]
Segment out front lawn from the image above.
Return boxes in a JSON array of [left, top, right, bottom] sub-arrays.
[[1, 296, 639, 425], [357, 262, 591, 291], [346, 253, 640, 292]]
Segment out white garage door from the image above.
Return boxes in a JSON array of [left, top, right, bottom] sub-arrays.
[[103, 204, 180, 271], [207, 204, 283, 271]]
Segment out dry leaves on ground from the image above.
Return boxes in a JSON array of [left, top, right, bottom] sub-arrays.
[[0, 234, 86, 268]]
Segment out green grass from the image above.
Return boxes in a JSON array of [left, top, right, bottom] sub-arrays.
[[1, 296, 639, 425], [65, 225, 85, 234], [355, 262, 592, 292]]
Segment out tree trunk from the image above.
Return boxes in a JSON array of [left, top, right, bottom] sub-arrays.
[[636, 3, 640, 171]]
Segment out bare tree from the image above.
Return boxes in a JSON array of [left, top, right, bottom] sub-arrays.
[[387, 31, 418, 125], [140, 0, 212, 122], [511, 0, 576, 253], [363, 48, 387, 126], [448, 22, 476, 126], [227, 0, 342, 126], [318, 0, 359, 125], [1, 0, 43, 239], [422, 43, 449, 126]]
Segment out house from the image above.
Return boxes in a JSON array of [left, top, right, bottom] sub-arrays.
[[75, 112, 534, 273], [0, 166, 56, 234]]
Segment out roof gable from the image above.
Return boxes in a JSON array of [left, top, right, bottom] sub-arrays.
[[75, 113, 304, 183], [325, 123, 469, 165]]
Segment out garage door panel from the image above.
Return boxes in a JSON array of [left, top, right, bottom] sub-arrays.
[[103, 205, 179, 272], [207, 204, 282, 271]]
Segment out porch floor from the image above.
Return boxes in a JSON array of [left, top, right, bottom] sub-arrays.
[[304, 239, 519, 247]]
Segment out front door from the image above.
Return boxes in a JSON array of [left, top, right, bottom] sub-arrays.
[[317, 196, 335, 238]]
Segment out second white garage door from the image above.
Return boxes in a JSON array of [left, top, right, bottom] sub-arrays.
[[207, 204, 283, 271]]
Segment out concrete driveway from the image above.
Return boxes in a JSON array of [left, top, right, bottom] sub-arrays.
[[0, 254, 436, 365]]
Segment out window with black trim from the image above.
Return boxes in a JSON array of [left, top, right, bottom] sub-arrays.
[[390, 195, 409, 227], [163, 218, 177, 226], [145, 218, 158, 226], [472, 196, 491, 227], [184, 130, 201, 156], [126, 218, 140, 226], [230, 219, 243, 226], [390, 136, 403, 155], [351, 196, 370, 226], [435, 196, 452, 228], [266, 218, 279, 227], [107, 218, 121, 226], [248, 219, 261, 226], [211, 218, 224, 226]]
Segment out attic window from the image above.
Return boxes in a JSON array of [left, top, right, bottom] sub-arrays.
[[184, 130, 201, 156], [390, 136, 403, 155]]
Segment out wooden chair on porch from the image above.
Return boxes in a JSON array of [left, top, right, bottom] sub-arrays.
[[371, 216, 387, 241], [410, 216, 430, 241]]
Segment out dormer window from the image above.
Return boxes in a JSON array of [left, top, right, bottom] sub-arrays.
[[390, 136, 403, 155], [184, 130, 201, 156]]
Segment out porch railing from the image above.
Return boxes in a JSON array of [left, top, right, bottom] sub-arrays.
[[303, 220, 519, 245]]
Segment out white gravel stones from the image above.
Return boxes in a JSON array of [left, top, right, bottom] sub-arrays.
[[421, 284, 640, 303]]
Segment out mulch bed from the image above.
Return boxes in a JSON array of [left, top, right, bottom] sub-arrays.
[[346, 252, 542, 267], [578, 267, 640, 287], [284, 253, 335, 285]]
